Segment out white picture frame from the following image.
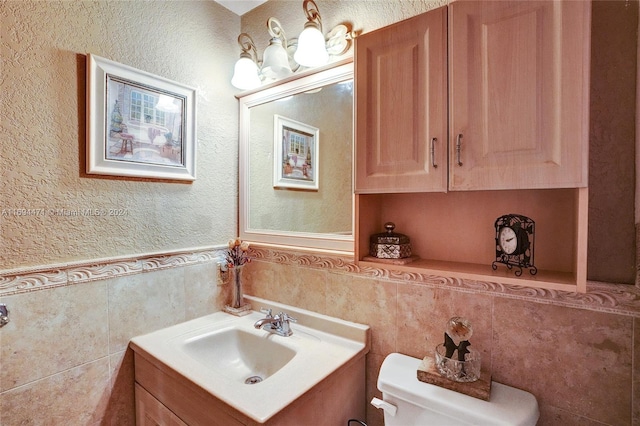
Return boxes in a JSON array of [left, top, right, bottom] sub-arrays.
[[86, 53, 196, 181], [273, 114, 319, 190]]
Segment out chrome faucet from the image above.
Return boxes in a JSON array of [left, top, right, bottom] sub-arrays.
[[253, 308, 278, 328], [254, 308, 297, 337]]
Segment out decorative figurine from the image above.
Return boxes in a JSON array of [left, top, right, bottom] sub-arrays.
[[418, 317, 491, 399], [443, 317, 473, 361], [434, 317, 481, 383]]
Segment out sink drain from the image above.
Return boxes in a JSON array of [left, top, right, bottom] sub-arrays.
[[245, 375, 263, 385]]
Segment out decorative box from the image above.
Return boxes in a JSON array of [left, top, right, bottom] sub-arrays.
[[369, 222, 412, 259]]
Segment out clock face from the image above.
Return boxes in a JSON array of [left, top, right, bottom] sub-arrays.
[[493, 214, 536, 275], [499, 226, 518, 255]]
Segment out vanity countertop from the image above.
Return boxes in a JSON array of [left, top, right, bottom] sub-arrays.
[[130, 296, 370, 424]]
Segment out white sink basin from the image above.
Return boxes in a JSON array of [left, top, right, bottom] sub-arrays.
[[180, 326, 296, 383], [130, 296, 370, 424]]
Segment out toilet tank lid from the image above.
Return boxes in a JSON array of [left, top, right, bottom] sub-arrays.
[[377, 353, 539, 426]]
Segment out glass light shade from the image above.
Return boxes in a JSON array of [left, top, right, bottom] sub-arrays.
[[294, 23, 329, 67], [262, 38, 293, 79], [231, 56, 261, 90]]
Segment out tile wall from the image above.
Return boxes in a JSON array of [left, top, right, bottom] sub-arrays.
[[243, 248, 640, 426], [0, 250, 229, 425], [1, 246, 638, 425]]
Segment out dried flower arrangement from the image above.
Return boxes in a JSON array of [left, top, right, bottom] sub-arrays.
[[226, 238, 252, 268]]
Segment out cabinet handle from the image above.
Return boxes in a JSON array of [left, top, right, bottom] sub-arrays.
[[431, 138, 438, 169], [456, 133, 463, 166]]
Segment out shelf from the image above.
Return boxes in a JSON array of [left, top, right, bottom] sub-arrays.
[[355, 189, 588, 293], [358, 258, 579, 292]]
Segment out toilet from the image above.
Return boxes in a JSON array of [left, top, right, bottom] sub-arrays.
[[372, 353, 539, 425]]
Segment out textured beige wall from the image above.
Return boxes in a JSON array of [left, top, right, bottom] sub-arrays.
[[1, 0, 239, 270], [241, 0, 448, 39], [1, 1, 240, 423]]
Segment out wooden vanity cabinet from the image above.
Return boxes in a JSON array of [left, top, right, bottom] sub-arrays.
[[354, 1, 591, 292], [136, 384, 189, 426]]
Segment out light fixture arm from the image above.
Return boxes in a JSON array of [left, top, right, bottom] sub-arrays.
[[267, 17, 288, 47], [302, 0, 323, 32], [237, 33, 259, 63], [325, 24, 356, 57]]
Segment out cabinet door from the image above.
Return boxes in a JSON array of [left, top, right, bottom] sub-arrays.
[[449, 1, 590, 190], [355, 6, 447, 193], [136, 383, 188, 426]]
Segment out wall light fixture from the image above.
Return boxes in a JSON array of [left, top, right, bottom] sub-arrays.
[[262, 18, 295, 80], [230, 0, 355, 90], [231, 33, 262, 90], [293, 0, 329, 67]]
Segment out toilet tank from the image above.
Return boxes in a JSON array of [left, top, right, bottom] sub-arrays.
[[375, 353, 539, 426]]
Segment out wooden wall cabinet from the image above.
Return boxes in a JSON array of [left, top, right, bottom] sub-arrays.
[[355, 1, 590, 193], [449, 1, 590, 191], [355, 7, 448, 193], [354, 1, 591, 292]]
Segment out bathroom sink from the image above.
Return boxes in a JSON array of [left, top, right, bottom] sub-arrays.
[[130, 295, 370, 424], [180, 327, 296, 382]]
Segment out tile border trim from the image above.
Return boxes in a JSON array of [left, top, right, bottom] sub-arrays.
[[2, 246, 639, 317], [249, 247, 640, 317], [0, 246, 226, 296]]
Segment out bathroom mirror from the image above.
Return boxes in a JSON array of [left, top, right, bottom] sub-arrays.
[[238, 59, 354, 253]]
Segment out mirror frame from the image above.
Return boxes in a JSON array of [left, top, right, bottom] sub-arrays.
[[238, 59, 354, 254]]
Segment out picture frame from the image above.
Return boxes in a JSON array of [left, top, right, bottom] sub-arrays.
[[86, 54, 196, 181], [273, 114, 319, 190]]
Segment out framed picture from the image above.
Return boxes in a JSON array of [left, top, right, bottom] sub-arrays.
[[86, 54, 196, 181], [273, 115, 319, 190]]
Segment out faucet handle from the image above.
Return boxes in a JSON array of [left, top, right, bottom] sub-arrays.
[[279, 312, 297, 323], [277, 312, 296, 336], [260, 308, 273, 318]]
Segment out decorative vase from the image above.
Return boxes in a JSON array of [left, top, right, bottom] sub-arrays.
[[231, 265, 244, 309]]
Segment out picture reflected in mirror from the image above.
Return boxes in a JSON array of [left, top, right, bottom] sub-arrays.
[[247, 79, 353, 235]]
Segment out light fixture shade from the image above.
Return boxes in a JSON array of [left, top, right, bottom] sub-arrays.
[[231, 56, 261, 90], [262, 38, 293, 79], [294, 23, 329, 67]]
